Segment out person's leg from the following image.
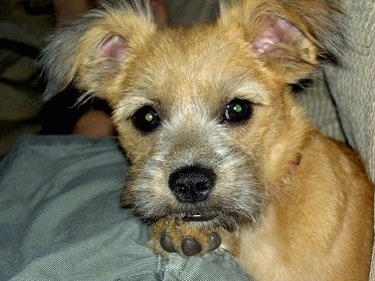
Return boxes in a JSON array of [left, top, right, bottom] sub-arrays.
[[53, 0, 96, 27]]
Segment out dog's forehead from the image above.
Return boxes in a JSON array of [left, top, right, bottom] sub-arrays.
[[118, 24, 275, 119]]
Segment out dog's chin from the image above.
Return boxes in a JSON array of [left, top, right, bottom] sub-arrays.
[[172, 211, 239, 231], [137, 198, 261, 231]]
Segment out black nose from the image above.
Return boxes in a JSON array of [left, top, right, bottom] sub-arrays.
[[169, 165, 216, 203]]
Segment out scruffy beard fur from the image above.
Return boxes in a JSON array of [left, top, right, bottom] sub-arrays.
[[40, 0, 374, 280]]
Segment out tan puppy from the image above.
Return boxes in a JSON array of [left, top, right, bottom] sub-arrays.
[[40, 0, 374, 280]]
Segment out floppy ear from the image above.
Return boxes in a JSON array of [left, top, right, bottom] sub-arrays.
[[220, 0, 345, 84], [40, 0, 156, 106]]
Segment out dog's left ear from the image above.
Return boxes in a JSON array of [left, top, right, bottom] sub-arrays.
[[219, 0, 345, 84]]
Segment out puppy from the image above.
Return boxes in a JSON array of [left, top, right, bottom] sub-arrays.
[[40, 0, 374, 280]]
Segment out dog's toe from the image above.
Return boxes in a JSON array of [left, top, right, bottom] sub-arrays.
[[182, 238, 202, 256], [208, 232, 221, 250], [160, 231, 177, 253]]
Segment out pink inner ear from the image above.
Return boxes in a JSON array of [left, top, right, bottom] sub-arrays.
[[253, 17, 302, 54], [98, 35, 128, 60]]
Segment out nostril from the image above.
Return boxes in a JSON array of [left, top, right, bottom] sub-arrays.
[[169, 165, 216, 203], [195, 182, 208, 192]]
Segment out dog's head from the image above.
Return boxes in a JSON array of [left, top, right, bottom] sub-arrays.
[[41, 0, 344, 228]]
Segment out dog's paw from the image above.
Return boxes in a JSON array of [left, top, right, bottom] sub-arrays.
[[160, 228, 222, 256], [150, 217, 226, 257]]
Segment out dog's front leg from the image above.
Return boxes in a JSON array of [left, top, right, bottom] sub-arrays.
[[149, 216, 238, 258]]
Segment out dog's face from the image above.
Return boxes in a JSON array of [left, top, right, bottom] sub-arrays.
[[115, 25, 272, 227], [41, 0, 344, 229], [112, 23, 309, 228]]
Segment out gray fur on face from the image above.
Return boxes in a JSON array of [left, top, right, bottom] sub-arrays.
[[124, 99, 265, 229]]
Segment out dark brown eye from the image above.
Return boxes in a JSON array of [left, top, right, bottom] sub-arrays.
[[132, 105, 161, 132], [225, 99, 253, 123]]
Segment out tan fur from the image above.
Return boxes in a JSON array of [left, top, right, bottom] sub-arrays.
[[40, 0, 374, 280]]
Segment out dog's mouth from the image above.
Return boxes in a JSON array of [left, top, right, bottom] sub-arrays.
[[181, 213, 217, 222], [177, 211, 238, 231]]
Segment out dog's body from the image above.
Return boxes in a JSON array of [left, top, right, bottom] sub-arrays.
[[41, 0, 374, 280]]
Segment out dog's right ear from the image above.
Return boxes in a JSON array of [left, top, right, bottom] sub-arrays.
[[40, 1, 156, 106]]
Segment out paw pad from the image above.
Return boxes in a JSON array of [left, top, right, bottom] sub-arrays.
[[182, 238, 202, 256], [160, 231, 177, 253], [208, 232, 221, 251], [160, 231, 221, 256]]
